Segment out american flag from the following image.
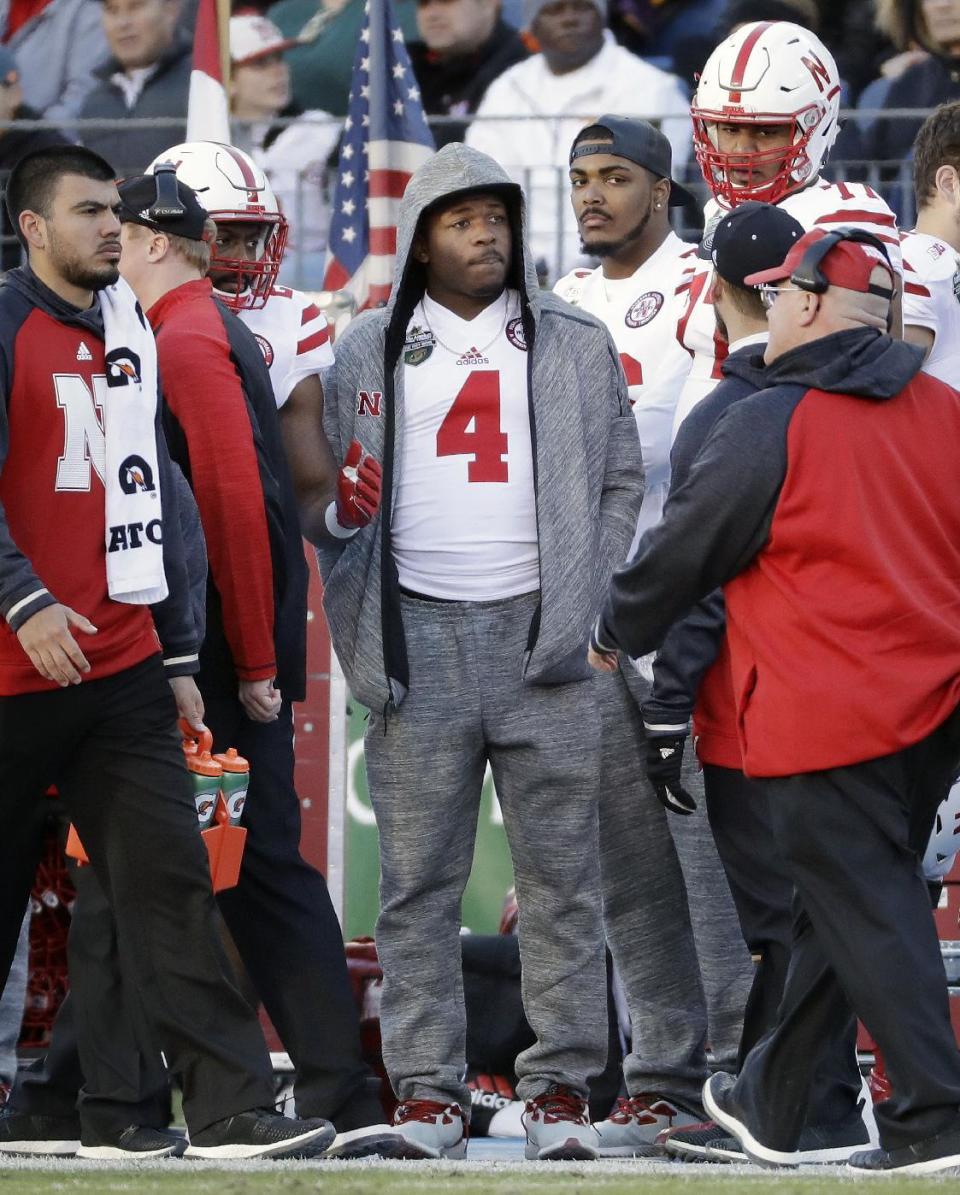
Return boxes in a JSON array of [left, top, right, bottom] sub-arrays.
[[322, 0, 435, 309]]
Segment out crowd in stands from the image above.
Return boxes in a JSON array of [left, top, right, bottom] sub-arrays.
[[0, 0, 953, 281]]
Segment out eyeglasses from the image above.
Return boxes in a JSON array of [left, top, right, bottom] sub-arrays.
[[756, 283, 805, 310]]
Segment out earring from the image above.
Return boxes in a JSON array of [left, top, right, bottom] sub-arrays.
[[655, 202, 662, 209]]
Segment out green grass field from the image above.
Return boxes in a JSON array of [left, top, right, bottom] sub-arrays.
[[1, 1167, 959, 1195]]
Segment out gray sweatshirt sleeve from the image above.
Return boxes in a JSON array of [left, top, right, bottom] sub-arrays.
[[594, 387, 799, 658], [597, 330, 645, 586]]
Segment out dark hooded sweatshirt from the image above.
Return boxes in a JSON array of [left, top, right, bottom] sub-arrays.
[[597, 327, 960, 778], [640, 341, 767, 768]]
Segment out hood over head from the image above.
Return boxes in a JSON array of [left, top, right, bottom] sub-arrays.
[[764, 327, 925, 401], [385, 143, 539, 362]]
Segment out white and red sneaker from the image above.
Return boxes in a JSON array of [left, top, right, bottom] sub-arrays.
[[594, 1094, 703, 1157], [390, 1099, 468, 1159], [523, 1085, 599, 1160]]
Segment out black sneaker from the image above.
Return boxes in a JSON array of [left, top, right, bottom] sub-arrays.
[[848, 1125, 960, 1175], [708, 1109, 869, 1165], [0, 1109, 81, 1156], [77, 1125, 187, 1160], [658, 1120, 732, 1161], [184, 1108, 334, 1160], [702, 1072, 799, 1168]]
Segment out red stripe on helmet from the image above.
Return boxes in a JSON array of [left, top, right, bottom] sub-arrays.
[[219, 144, 258, 189], [727, 20, 775, 104]]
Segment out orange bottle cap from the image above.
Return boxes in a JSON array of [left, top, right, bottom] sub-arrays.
[[186, 750, 222, 778], [213, 747, 250, 773]]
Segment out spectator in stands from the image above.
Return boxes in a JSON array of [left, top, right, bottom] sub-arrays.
[[466, 0, 690, 278], [78, 0, 191, 176], [0, 46, 71, 269], [229, 12, 340, 287], [268, 0, 419, 116], [866, 0, 960, 168], [408, 0, 528, 146], [2, 0, 109, 120]]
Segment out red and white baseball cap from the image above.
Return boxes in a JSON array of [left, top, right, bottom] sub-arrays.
[[229, 13, 297, 65], [745, 228, 895, 296]]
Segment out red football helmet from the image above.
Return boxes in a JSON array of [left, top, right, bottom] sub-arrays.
[[691, 20, 841, 208], [147, 141, 288, 309]]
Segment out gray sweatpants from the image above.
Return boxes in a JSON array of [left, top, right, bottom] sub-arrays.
[[365, 591, 608, 1110], [597, 665, 753, 1107]]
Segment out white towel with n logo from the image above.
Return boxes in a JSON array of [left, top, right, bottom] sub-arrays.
[[99, 278, 167, 605]]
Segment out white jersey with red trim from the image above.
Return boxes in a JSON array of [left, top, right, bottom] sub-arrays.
[[392, 289, 539, 601], [672, 178, 903, 438], [900, 229, 960, 389], [234, 285, 334, 409], [554, 230, 696, 550]]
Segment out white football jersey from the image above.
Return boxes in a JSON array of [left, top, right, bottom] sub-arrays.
[[901, 229, 960, 389], [392, 289, 539, 601], [672, 179, 904, 437], [554, 231, 696, 552], [235, 284, 334, 408]]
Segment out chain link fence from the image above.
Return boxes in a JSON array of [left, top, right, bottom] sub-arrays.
[[0, 109, 926, 289]]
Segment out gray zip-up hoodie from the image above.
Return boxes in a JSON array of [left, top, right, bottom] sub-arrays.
[[318, 143, 644, 712]]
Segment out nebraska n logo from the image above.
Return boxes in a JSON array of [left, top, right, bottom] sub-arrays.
[[54, 373, 108, 491], [357, 390, 383, 417]]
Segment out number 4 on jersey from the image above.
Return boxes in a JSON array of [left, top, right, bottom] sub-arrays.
[[436, 370, 508, 482]]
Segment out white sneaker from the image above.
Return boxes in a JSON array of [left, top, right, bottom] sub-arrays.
[[523, 1085, 599, 1160], [390, 1100, 468, 1159], [594, 1094, 704, 1157]]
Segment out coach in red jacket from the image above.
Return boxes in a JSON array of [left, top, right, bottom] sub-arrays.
[[590, 228, 960, 1177]]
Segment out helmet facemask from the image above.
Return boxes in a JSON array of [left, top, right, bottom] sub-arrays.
[[208, 213, 289, 310], [692, 105, 823, 208]]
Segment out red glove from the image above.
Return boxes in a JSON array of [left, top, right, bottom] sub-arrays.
[[335, 440, 383, 529]]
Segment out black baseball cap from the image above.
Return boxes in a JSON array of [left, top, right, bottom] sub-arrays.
[[697, 201, 805, 288], [570, 114, 696, 207], [117, 165, 212, 242]]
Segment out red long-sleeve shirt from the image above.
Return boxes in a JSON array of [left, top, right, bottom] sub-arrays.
[[148, 280, 276, 683]]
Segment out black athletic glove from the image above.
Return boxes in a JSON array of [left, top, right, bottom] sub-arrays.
[[644, 732, 697, 815]]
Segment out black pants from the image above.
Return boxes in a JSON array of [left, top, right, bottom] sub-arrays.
[[12, 693, 372, 1128], [704, 764, 862, 1125], [731, 718, 960, 1152], [206, 695, 372, 1120], [0, 657, 274, 1133]]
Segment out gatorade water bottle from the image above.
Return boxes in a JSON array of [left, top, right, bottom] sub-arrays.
[[213, 747, 250, 827], [180, 721, 222, 830]]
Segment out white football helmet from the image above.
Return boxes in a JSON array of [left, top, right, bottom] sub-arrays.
[[691, 20, 841, 208], [147, 141, 288, 309]]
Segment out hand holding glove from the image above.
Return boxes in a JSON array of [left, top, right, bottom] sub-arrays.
[[644, 731, 698, 815], [333, 440, 383, 531]]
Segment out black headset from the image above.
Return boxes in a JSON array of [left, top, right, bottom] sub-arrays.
[[147, 161, 186, 223], [789, 226, 895, 300]]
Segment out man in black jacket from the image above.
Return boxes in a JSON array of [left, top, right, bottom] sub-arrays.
[[408, 0, 528, 146]]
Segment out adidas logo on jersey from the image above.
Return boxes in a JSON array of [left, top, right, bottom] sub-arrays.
[[76, 341, 93, 362], [456, 346, 489, 366]]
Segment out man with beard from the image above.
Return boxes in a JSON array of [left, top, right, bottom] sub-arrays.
[[0, 144, 332, 1160], [317, 142, 643, 1161], [553, 117, 754, 1156]]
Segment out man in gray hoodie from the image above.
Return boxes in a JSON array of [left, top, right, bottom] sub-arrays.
[[318, 142, 643, 1160]]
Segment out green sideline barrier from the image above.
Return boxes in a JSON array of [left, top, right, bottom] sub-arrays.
[[343, 700, 515, 939]]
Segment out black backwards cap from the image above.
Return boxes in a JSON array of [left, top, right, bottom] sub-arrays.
[[570, 114, 696, 207], [697, 200, 805, 288], [117, 164, 212, 242]]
